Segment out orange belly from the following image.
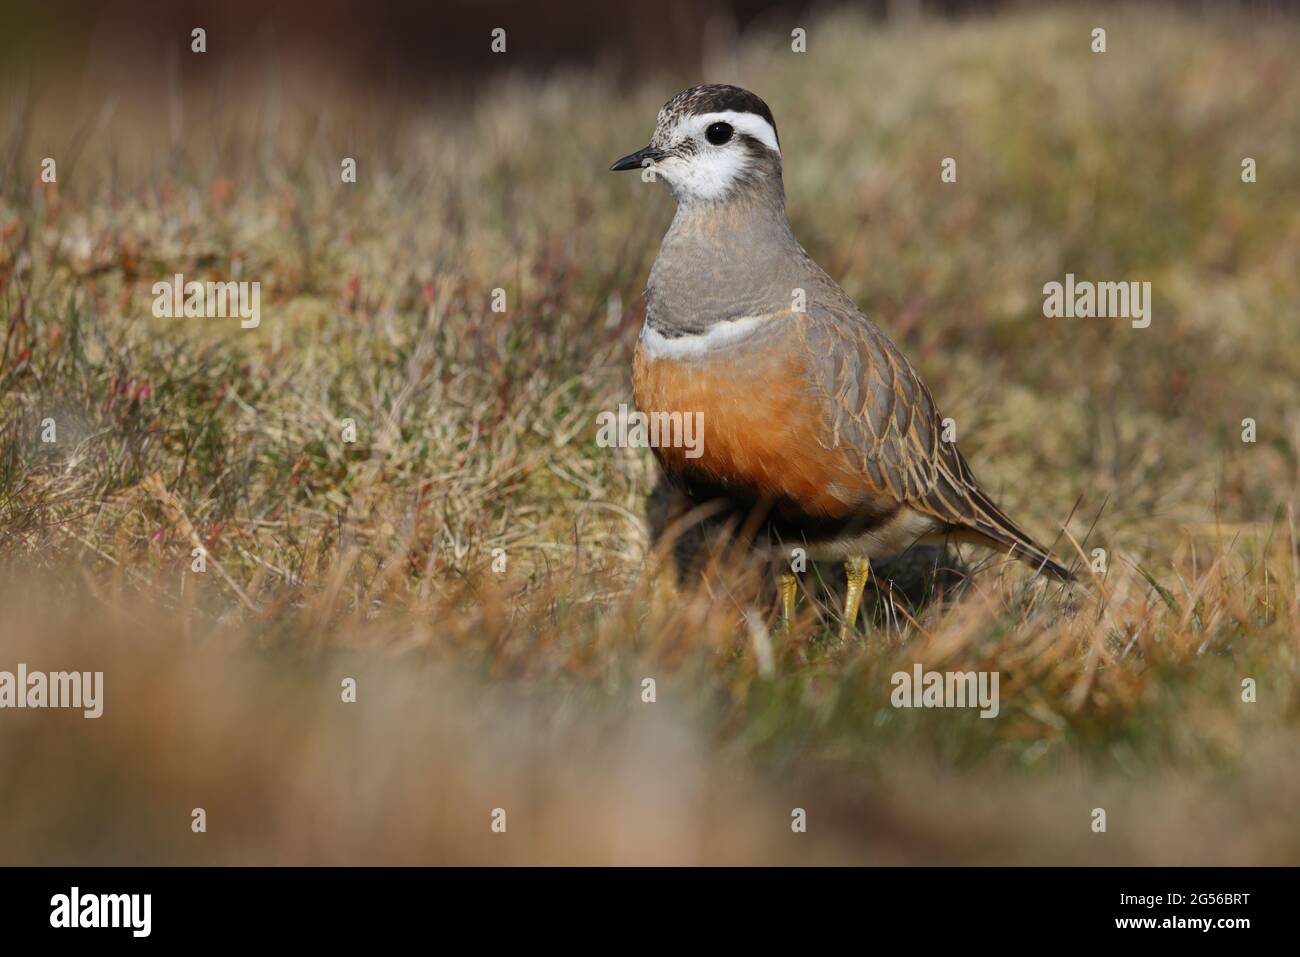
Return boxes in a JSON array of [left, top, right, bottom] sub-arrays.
[[632, 335, 887, 530]]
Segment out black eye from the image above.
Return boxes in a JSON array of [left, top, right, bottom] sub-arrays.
[[705, 122, 733, 145]]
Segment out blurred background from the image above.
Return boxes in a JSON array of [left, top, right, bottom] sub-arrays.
[[0, 1, 1126, 87], [1, 0, 1299, 864], [6, 0, 1298, 93]]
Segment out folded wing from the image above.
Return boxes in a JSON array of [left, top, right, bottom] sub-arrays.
[[799, 305, 1073, 579]]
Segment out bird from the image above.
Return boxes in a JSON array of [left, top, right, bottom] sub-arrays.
[[610, 84, 1073, 639]]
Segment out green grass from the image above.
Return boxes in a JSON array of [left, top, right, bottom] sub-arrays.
[[1, 4, 1299, 864]]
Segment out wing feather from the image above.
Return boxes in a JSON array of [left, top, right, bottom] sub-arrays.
[[801, 303, 1072, 579]]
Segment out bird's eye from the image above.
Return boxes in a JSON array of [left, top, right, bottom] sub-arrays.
[[705, 122, 733, 145]]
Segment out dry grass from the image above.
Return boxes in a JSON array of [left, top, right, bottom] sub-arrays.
[[1, 4, 1299, 864]]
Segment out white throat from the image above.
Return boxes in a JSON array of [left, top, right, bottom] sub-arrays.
[[656, 111, 781, 204]]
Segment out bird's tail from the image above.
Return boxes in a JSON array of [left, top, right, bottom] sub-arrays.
[[952, 485, 1075, 581], [924, 443, 1076, 581]]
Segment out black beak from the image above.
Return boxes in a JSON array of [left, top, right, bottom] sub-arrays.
[[610, 145, 663, 172]]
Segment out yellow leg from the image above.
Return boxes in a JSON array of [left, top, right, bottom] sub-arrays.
[[779, 573, 798, 625], [839, 558, 870, 641]]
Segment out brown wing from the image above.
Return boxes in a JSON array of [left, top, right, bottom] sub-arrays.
[[798, 304, 1073, 579]]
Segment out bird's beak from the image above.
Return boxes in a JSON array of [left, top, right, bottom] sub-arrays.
[[609, 145, 663, 172]]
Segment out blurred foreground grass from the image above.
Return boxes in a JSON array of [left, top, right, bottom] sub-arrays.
[[1, 4, 1299, 863]]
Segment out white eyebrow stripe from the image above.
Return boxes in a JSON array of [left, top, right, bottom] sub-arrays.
[[684, 111, 780, 154]]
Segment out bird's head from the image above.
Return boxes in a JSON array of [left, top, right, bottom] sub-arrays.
[[610, 84, 782, 205]]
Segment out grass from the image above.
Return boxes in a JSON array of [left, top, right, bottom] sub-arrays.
[[1, 3, 1299, 864]]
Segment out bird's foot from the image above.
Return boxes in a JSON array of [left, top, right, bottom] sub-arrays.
[[777, 572, 798, 634], [838, 558, 871, 641]]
